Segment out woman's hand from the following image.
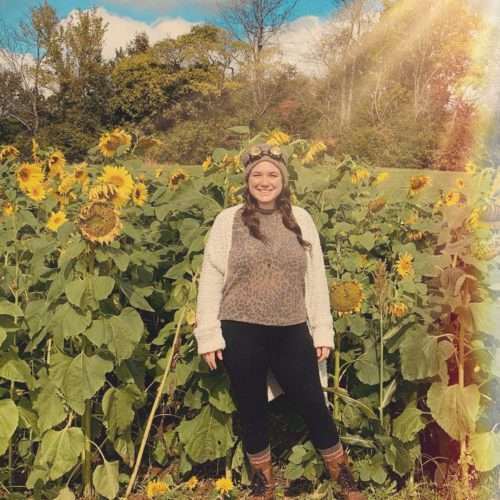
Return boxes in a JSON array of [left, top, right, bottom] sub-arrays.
[[316, 346, 331, 363], [202, 349, 224, 371]]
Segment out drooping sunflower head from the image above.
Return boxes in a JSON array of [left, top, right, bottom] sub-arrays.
[[167, 169, 190, 190], [351, 167, 370, 184], [77, 200, 122, 245], [98, 128, 132, 157], [26, 184, 47, 202], [99, 165, 134, 198], [395, 252, 413, 278], [408, 175, 431, 196], [371, 172, 390, 186], [46, 210, 67, 232], [478, 202, 500, 223], [16, 163, 45, 192], [131, 183, 148, 207], [48, 151, 66, 177], [330, 280, 365, 316], [135, 137, 161, 152], [302, 140, 327, 165], [0, 145, 20, 162], [407, 230, 423, 241], [388, 301, 408, 317], [368, 197, 386, 213], [267, 129, 291, 146]]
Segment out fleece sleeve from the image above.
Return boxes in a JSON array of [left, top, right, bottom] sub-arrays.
[[307, 215, 335, 349], [192, 215, 227, 355]]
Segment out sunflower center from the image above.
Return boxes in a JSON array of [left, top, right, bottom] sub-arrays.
[[110, 175, 125, 188]]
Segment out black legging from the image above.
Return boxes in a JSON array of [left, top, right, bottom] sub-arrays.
[[220, 319, 340, 454]]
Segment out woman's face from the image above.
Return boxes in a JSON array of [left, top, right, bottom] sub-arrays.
[[247, 161, 283, 209]]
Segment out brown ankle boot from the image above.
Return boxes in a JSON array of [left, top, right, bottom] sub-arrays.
[[247, 448, 275, 500], [321, 449, 367, 500]]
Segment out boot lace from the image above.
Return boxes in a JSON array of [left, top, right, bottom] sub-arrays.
[[250, 469, 268, 496], [337, 462, 359, 492]]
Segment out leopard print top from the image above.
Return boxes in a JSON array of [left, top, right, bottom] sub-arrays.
[[218, 206, 308, 325]]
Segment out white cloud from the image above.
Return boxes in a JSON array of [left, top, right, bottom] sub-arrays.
[[66, 7, 197, 59], [275, 15, 328, 76]]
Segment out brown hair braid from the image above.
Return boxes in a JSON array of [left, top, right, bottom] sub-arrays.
[[241, 186, 312, 249]]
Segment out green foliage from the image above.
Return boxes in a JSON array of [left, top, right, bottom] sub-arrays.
[[0, 127, 498, 499]]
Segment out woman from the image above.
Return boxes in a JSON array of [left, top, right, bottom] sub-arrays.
[[193, 144, 366, 500]]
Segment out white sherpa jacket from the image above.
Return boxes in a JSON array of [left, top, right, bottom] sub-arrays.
[[193, 203, 335, 402]]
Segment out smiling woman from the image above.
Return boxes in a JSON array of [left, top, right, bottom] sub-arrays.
[[193, 143, 368, 500]]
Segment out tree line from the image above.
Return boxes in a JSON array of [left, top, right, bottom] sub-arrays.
[[0, 0, 489, 169]]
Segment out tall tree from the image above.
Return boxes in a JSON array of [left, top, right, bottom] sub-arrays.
[[217, 0, 298, 57], [0, 2, 59, 136]]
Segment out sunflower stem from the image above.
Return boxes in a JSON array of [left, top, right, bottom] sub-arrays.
[[125, 306, 187, 497], [379, 310, 384, 431], [333, 330, 340, 421]]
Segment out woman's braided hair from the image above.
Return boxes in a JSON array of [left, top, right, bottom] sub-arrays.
[[241, 186, 311, 249]]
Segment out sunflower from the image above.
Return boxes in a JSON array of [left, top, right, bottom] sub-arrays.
[[302, 140, 327, 165], [58, 175, 76, 194], [478, 203, 500, 223], [408, 175, 431, 196], [388, 302, 408, 317], [214, 477, 234, 495], [131, 183, 148, 207], [99, 165, 134, 199], [2, 201, 14, 215], [444, 190, 460, 206], [464, 161, 477, 175], [98, 128, 132, 157], [32, 138, 40, 160], [146, 480, 169, 498], [407, 230, 423, 240], [351, 167, 370, 184], [267, 129, 291, 145], [404, 212, 418, 225], [0, 145, 20, 161], [455, 178, 465, 189], [72, 163, 89, 184], [26, 184, 47, 201], [48, 151, 66, 177], [186, 476, 199, 490], [330, 280, 365, 316], [48, 186, 77, 207], [16, 163, 44, 192], [46, 211, 67, 232], [77, 201, 122, 245], [201, 156, 212, 170], [395, 252, 413, 278], [368, 197, 386, 213], [167, 169, 190, 190], [371, 172, 390, 186], [475, 243, 500, 261], [135, 137, 161, 151]]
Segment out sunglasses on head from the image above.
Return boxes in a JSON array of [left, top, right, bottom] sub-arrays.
[[248, 145, 285, 162]]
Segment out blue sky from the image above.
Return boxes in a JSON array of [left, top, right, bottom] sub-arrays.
[[0, 0, 335, 27]]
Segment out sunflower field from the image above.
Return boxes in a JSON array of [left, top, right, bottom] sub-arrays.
[[0, 127, 499, 499]]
